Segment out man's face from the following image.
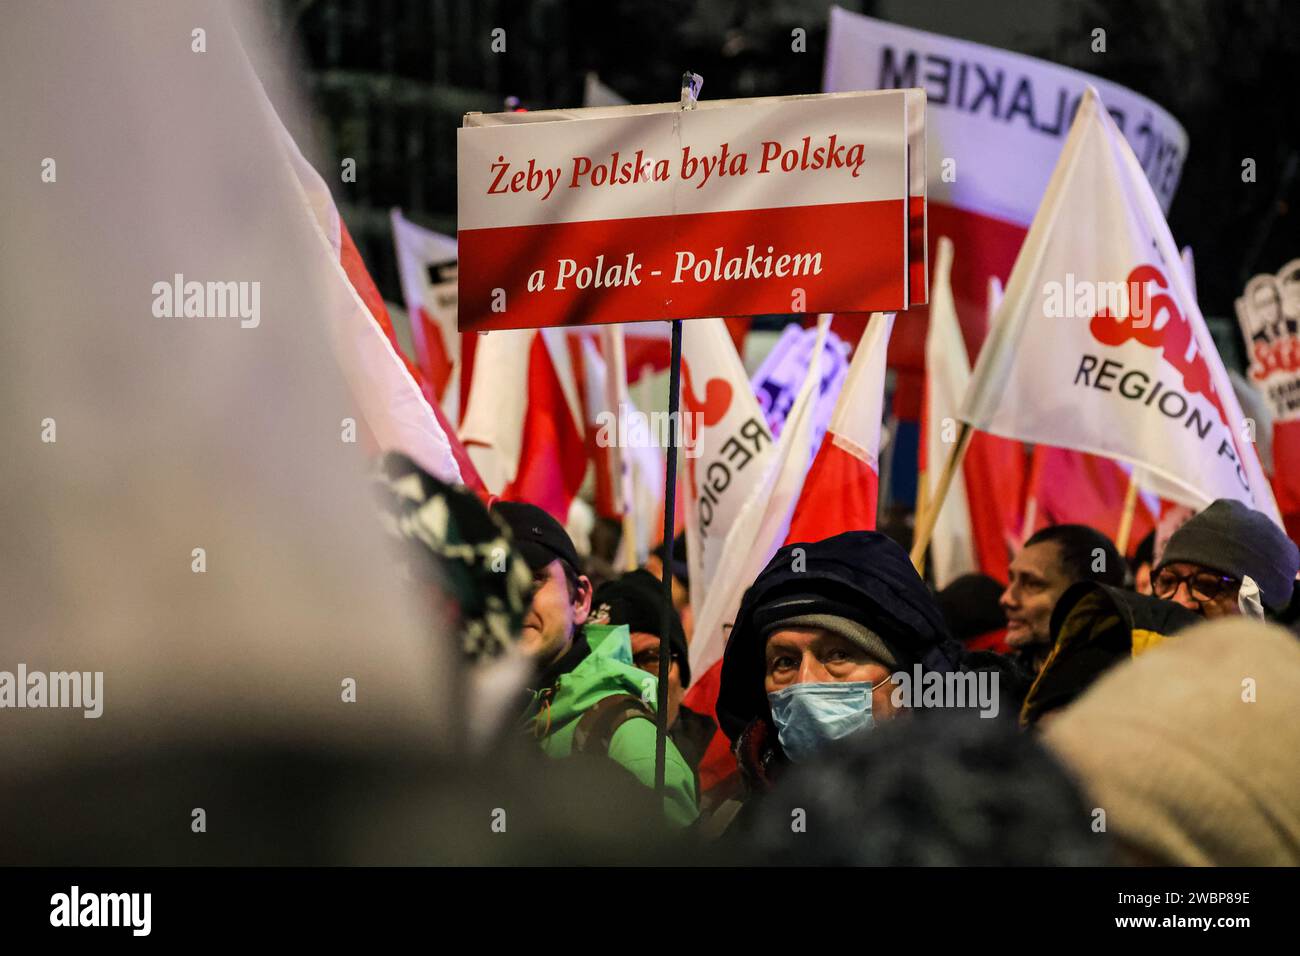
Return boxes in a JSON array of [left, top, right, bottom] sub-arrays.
[[1001, 541, 1072, 648], [1151, 561, 1240, 619], [521, 560, 591, 665], [629, 632, 682, 725], [1251, 282, 1282, 328], [763, 627, 898, 720], [1279, 268, 1300, 322]]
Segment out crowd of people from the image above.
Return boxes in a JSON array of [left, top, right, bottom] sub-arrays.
[[376, 451, 1300, 866]]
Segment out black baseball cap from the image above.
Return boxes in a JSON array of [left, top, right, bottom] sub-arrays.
[[591, 570, 691, 686], [490, 500, 580, 573], [653, 534, 689, 586]]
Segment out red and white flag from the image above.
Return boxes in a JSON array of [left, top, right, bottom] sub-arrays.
[[688, 317, 835, 679], [919, 238, 978, 586], [578, 329, 664, 567], [680, 318, 777, 599], [962, 88, 1280, 524], [390, 209, 462, 423], [265, 94, 477, 490], [1022, 446, 1158, 551], [458, 328, 586, 521], [784, 312, 894, 545]]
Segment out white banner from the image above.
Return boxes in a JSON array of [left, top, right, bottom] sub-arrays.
[[824, 6, 1187, 224]]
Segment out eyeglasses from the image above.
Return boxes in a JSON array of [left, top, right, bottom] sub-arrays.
[[1152, 568, 1238, 603]]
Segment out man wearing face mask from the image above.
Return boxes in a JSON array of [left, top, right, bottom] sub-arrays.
[[708, 531, 968, 834]]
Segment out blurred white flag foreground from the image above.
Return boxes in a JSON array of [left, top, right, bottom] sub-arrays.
[[0, 2, 457, 774], [270, 92, 467, 486], [961, 88, 1281, 525]]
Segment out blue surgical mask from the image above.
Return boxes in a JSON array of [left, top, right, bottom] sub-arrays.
[[767, 679, 885, 762]]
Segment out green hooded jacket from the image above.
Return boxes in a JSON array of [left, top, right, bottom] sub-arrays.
[[526, 624, 698, 827]]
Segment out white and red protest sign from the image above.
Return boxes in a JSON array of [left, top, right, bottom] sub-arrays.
[[961, 88, 1279, 524], [824, 7, 1188, 347], [1236, 259, 1300, 422], [457, 90, 921, 331]]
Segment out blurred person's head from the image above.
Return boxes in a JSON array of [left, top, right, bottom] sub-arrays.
[[1001, 525, 1123, 668], [590, 570, 689, 724], [718, 532, 963, 773], [747, 712, 1108, 865], [1043, 617, 1300, 865], [937, 573, 1009, 651], [1152, 498, 1299, 619], [644, 534, 691, 638], [491, 501, 591, 665]]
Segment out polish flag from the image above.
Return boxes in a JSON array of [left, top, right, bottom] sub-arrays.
[[970, 271, 1035, 582], [458, 328, 586, 522], [577, 329, 664, 567], [961, 88, 1280, 524], [1021, 446, 1158, 553], [577, 332, 625, 521], [265, 88, 479, 490], [918, 238, 978, 587], [390, 209, 462, 423], [784, 312, 895, 545]]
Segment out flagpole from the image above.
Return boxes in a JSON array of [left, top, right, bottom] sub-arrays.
[[910, 421, 973, 573], [655, 71, 703, 799], [914, 467, 930, 548], [1115, 470, 1140, 555]]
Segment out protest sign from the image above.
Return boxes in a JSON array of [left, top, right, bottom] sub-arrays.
[[457, 90, 922, 331], [1236, 259, 1300, 421]]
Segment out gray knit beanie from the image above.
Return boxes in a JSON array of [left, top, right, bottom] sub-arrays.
[[1157, 499, 1299, 610], [762, 610, 898, 669]]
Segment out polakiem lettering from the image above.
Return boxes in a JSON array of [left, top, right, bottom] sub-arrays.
[[878, 45, 1118, 139]]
